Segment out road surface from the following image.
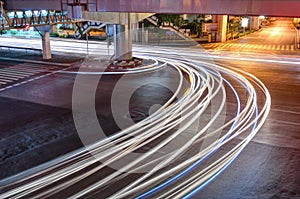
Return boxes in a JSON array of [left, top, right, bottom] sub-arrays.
[[202, 20, 298, 53], [0, 20, 299, 199]]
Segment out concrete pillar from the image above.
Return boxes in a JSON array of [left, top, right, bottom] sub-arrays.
[[216, 15, 228, 42], [41, 32, 51, 60], [114, 24, 132, 60], [212, 15, 218, 23], [133, 22, 139, 42], [250, 16, 259, 30], [52, 24, 57, 33], [35, 26, 52, 60]]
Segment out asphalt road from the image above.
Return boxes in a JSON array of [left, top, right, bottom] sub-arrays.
[[0, 19, 299, 198], [202, 20, 298, 53], [192, 55, 300, 199]]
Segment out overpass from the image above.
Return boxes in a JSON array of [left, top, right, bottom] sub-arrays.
[[2, 0, 300, 60], [3, 0, 300, 17]]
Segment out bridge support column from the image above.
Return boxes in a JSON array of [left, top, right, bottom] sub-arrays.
[[35, 26, 52, 60], [41, 32, 51, 60], [250, 16, 259, 30], [214, 15, 228, 43], [114, 24, 132, 60], [52, 24, 57, 33]]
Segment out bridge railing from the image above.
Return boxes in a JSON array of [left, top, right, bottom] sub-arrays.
[[1, 9, 69, 30]]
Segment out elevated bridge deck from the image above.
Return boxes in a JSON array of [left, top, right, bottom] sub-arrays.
[[3, 0, 300, 18]]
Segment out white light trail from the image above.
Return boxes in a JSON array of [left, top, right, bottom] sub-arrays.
[[0, 47, 271, 199]]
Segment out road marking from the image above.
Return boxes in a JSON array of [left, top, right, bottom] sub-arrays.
[[227, 44, 233, 49], [276, 45, 281, 50], [0, 73, 27, 78], [0, 68, 35, 75], [0, 66, 43, 87], [0, 78, 13, 82], [232, 44, 241, 49], [10, 63, 50, 70], [7, 67, 44, 72], [0, 69, 34, 76], [223, 44, 230, 49], [0, 75, 19, 80], [281, 45, 285, 50], [267, 45, 272, 50], [272, 45, 276, 50], [244, 44, 250, 49], [247, 44, 254, 49], [291, 45, 295, 51], [231, 44, 237, 49], [0, 72, 30, 77], [262, 45, 267, 50], [0, 65, 73, 92]]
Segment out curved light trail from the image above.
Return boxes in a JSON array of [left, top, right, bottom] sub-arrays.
[[0, 48, 271, 199]]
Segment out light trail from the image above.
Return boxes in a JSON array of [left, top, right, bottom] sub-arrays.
[[0, 46, 271, 198]]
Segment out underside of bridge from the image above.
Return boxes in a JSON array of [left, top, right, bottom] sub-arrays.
[[4, 0, 300, 17]]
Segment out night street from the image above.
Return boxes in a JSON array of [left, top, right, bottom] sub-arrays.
[[202, 19, 297, 53], [0, 15, 299, 199]]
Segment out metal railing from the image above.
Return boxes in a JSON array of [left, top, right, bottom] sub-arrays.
[[1, 3, 69, 30]]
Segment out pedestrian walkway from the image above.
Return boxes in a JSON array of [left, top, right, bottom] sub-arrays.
[[0, 63, 53, 88], [201, 43, 296, 51]]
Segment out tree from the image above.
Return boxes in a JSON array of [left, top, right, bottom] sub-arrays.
[[156, 14, 181, 27]]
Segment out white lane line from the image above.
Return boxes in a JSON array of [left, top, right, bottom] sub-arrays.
[[258, 44, 264, 49], [276, 45, 281, 50], [8, 66, 46, 71], [222, 44, 229, 49], [236, 44, 244, 49], [7, 67, 47, 73], [244, 44, 251, 49], [291, 45, 295, 51], [262, 45, 267, 50], [0, 68, 35, 75], [0, 66, 73, 92], [248, 44, 255, 49], [0, 75, 19, 80], [0, 73, 30, 78], [0, 78, 13, 83]]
